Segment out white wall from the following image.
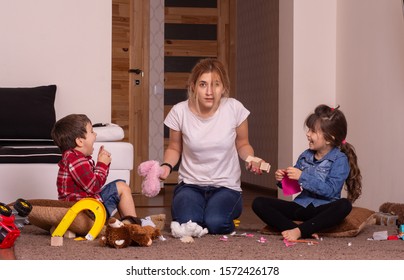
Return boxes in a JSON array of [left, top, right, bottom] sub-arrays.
[[0, 0, 111, 123], [279, 0, 337, 200], [280, 0, 404, 211], [337, 0, 404, 210], [293, 0, 337, 159]]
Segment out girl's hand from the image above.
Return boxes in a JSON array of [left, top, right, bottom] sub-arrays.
[[98, 145, 112, 165], [285, 167, 302, 180], [275, 169, 286, 181]]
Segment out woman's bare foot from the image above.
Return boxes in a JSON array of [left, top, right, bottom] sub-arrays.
[[282, 228, 301, 241]]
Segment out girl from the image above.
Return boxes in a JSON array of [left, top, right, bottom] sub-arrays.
[[252, 104, 362, 241]]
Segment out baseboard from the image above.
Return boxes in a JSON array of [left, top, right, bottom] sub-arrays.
[[240, 181, 278, 197]]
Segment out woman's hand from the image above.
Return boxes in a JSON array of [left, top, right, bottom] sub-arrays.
[[245, 161, 261, 175], [245, 159, 265, 175], [159, 165, 171, 180]]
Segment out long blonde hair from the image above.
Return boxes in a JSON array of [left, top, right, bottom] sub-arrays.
[[187, 58, 230, 102]]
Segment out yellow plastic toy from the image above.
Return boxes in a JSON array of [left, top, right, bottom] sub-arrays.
[[51, 198, 106, 241]]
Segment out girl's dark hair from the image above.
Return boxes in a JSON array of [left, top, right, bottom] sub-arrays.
[[305, 104, 362, 203], [51, 114, 91, 152]]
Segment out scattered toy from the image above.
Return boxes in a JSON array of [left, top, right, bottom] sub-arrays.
[[0, 198, 32, 249], [171, 220, 208, 243], [372, 230, 388, 241], [379, 202, 404, 225], [100, 217, 161, 248], [219, 236, 228, 242]]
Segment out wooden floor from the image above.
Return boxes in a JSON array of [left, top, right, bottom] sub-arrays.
[[0, 184, 276, 260]]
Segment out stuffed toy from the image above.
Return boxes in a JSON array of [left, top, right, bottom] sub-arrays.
[[171, 220, 208, 241], [379, 202, 404, 225], [100, 217, 161, 248], [120, 214, 166, 231], [137, 160, 165, 197]]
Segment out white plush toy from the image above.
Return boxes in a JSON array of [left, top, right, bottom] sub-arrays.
[[171, 220, 208, 243]]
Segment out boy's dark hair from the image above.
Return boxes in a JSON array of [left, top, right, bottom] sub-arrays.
[[305, 104, 362, 203], [51, 114, 91, 152]]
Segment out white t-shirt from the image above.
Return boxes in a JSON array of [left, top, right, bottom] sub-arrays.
[[164, 97, 250, 192]]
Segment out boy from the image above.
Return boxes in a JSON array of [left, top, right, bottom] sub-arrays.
[[51, 114, 137, 218]]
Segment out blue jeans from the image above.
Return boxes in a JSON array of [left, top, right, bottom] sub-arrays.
[[171, 183, 243, 234], [100, 179, 124, 218]]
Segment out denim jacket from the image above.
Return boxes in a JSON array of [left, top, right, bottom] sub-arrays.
[[292, 147, 350, 207]]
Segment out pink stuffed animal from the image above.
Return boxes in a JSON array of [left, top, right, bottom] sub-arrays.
[[137, 160, 164, 197]]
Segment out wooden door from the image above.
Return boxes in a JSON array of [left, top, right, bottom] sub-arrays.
[[163, 0, 235, 183], [112, 0, 149, 192]]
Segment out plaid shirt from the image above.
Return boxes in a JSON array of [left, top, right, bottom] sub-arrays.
[[56, 149, 109, 202]]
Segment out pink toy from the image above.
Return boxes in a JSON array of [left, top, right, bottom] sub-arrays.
[[137, 160, 164, 197], [281, 176, 301, 196]]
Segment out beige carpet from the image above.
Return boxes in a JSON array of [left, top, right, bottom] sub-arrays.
[[14, 223, 403, 260]]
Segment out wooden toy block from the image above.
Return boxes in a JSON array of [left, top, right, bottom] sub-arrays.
[[260, 162, 271, 173], [51, 236, 63, 247], [246, 155, 262, 168], [64, 230, 76, 239], [246, 156, 271, 173], [51, 226, 76, 239]]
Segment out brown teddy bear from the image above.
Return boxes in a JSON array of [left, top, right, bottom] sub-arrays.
[[379, 202, 404, 225], [99, 217, 161, 248]]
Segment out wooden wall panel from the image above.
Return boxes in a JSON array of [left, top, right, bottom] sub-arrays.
[[164, 72, 188, 89], [112, 0, 150, 192], [165, 40, 218, 57], [111, 0, 130, 141], [165, 7, 217, 24]]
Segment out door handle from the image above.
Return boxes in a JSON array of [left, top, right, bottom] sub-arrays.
[[128, 68, 143, 75]]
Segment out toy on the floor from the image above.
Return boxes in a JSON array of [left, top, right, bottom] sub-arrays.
[[171, 220, 208, 243], [137, 160, 165, 197], [100, 217, 161, 248], [50, 198, 106, 246], [399, 225, 404, 240], [379, 202, 404, 225], [0, 198, 32, 249]]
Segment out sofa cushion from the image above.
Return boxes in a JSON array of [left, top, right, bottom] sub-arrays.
[[93, 123, 124, 141], [0, 85, 57, 139], [0, 145, 62, 163]]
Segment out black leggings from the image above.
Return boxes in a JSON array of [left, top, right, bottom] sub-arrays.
[[252, 197, 352, 238]]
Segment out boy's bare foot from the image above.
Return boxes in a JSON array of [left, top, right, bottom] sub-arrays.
[[282, 228, 301, 241]]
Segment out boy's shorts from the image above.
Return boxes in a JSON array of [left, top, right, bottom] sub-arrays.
[[100, 179, 125, 217]]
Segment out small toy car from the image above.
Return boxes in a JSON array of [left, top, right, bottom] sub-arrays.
[[0, 198, 32, 249]]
